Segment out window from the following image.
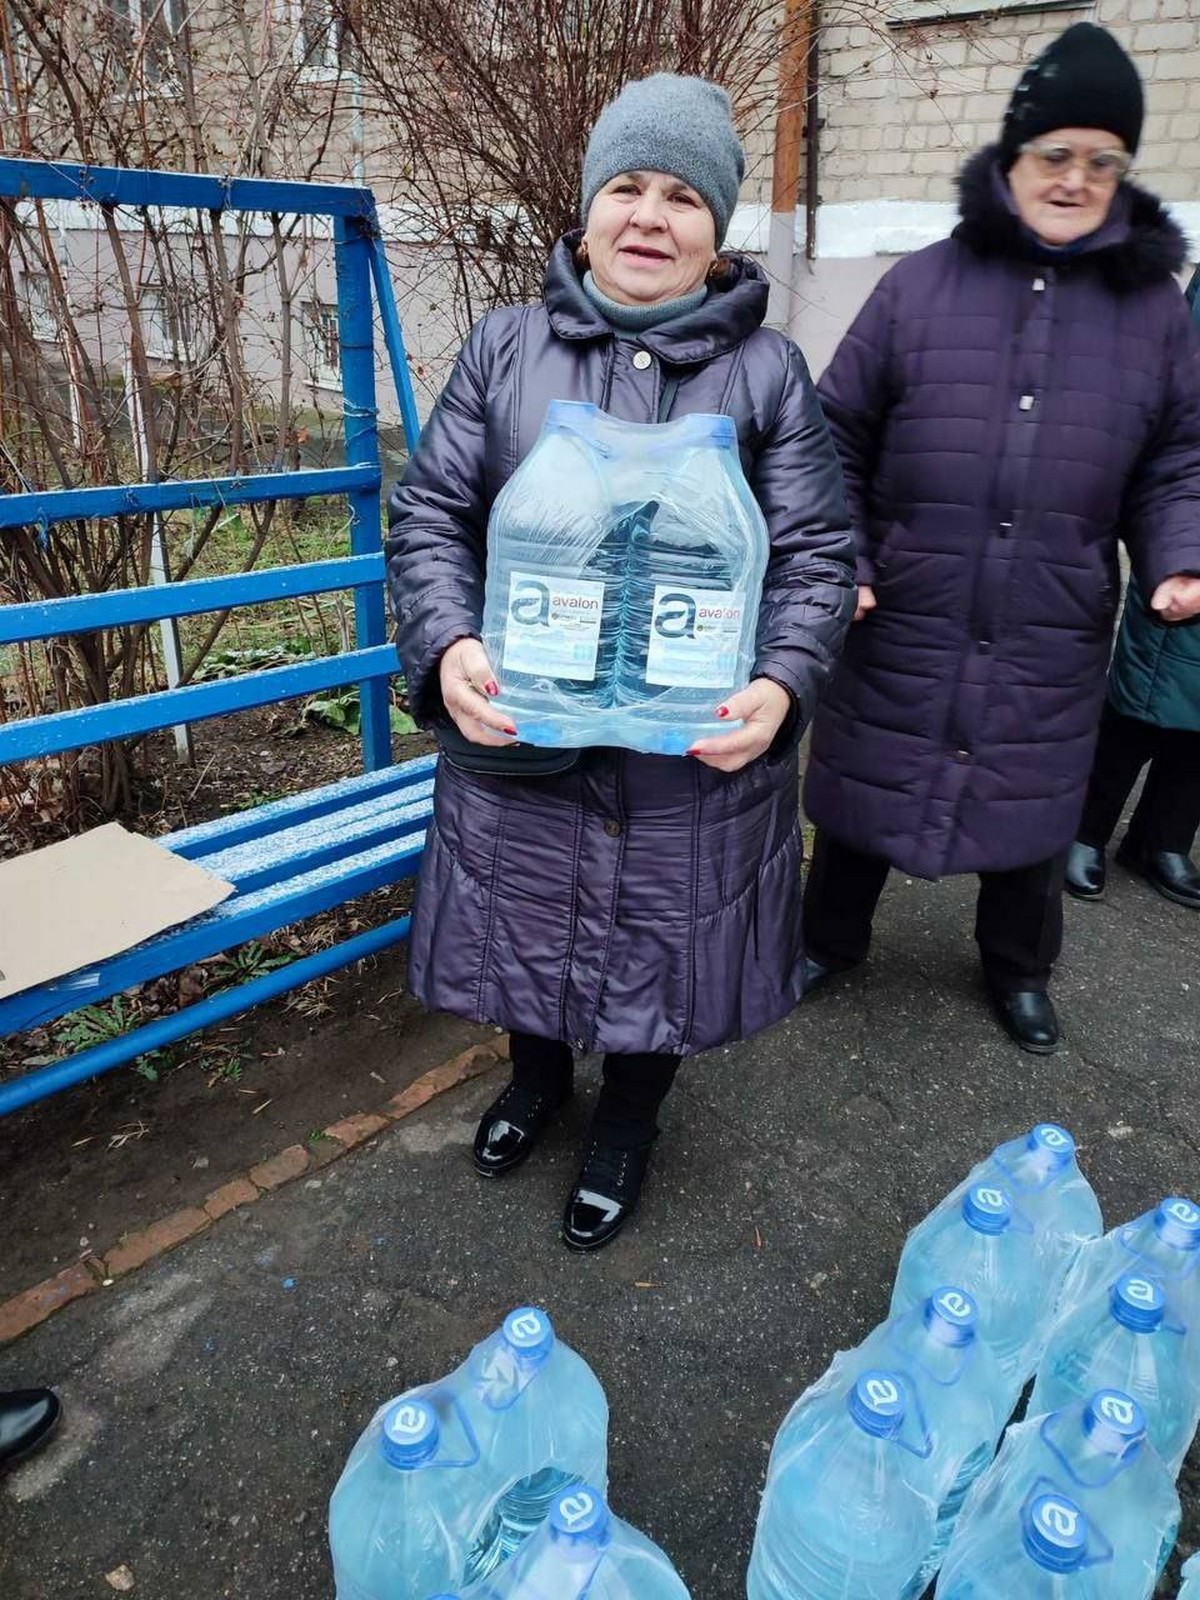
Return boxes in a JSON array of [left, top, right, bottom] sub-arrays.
[[303, 299, 341, 388], [23, 273, 57, 343], [887, 0, 1086, 24], [142, 286, 191, 363], [110, 0, 187, 85], [278, 0, 346, 77]]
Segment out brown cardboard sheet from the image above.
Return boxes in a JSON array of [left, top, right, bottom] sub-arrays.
[[0, 823, 235, 1001]]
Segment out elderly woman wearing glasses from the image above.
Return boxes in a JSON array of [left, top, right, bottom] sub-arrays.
[[801, 23, 1200, 1052]]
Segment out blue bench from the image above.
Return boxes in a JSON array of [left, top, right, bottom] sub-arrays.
[[0, 158, 431, 1117]]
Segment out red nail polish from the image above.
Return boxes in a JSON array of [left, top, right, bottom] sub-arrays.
[[716, 706, 730, 719], [484, 679, 500, 697], [503, 725, 518, 737]]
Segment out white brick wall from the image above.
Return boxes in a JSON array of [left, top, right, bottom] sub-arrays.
[[808, 0, 1200, 206]]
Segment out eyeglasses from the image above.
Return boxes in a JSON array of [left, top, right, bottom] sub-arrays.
[[1019, 141, 1133, 184]]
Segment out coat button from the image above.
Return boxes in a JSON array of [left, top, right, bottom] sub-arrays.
[[1032, 276, 1046, 292], [955, 749, 971, 763], [1019, 394, 1035, 411], [603, 818, 623, 838], [632, 350, 653, 370]]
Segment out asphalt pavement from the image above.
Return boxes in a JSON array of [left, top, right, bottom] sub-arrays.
[[1, 861, 1197, 1598]]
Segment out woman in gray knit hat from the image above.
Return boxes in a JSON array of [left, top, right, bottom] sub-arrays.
[[387, 74, 854, 1251]]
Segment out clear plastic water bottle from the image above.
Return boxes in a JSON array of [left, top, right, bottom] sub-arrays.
[[449, 1482, 691, 1598], [483, 402, 768, 755], [482, 402, 615, 719], [936, 1491, 1112, 1597], [1179, 1551, 1200, 1597], [1030, 1272, 1200, 1476], [950, 1124, 1102, 1281], [890, 1183, 1046, 1409], [936, 1390, 1180, 1600], [1056, 1197, 1200, 1345], [329, 1307, 608, 1599], [860, 1288, 1007, 1587], [746, 1368, 938, 1600], [612, 415, 765, 754]]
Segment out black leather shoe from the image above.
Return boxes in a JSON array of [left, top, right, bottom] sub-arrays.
[[987, 987, 1060, 1055], [1116, 843, 1200, 909], [1065, 841, 1106, 900], [0, 1389, 61, 1469], [801, 956, 859, 997], [472, 1081, 571, 1178], [561, 1140, 653, 1253]]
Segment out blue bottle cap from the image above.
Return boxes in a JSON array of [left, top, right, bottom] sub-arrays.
[[923, 1286, 979, 1346], [502, 1306, 555, 1363], [1022, 1493, 1090, 1573], [962, 1183, 1013, 1235], [1153, 1196, 1200, 1252], [1028, 1123, 1076, 1167], [549, 1484, 611, 1543], [381, 1398, 440, 1468], [1111, 1273, 1166, 1333], [847, 1371, 906, 1438], [1082, 1389, 1146, 1455]]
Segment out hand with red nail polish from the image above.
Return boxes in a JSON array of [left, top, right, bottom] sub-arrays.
[[438, 639, 517, 746], [687, 679, 792, 774]]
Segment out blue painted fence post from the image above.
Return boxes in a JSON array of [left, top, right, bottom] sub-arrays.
[[335, 209, 392, 773]]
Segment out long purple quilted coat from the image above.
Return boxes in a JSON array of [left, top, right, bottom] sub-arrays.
[[804, 148, 1200, 881], [386, 240, 855, 1057]]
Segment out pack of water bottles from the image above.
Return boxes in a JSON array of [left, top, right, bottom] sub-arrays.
[[746, 1124, 1200, 1599], [480, 400, 769, 755], [328, 1305, 690, 1599]]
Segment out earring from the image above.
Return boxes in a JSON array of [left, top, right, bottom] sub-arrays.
[[579, 238, 590, 261]]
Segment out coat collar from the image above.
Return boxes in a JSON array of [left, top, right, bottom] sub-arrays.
[[954, 146, 1187, 292], [543, 230, 770, 362]]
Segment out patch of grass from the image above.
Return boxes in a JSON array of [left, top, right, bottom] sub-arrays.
[[53, 998, 171, 1082], [211, 940, 296, 987]]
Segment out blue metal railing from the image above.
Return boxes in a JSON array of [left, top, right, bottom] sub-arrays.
[[0, 156, 422, 773], [0, 157, 429, 1111]]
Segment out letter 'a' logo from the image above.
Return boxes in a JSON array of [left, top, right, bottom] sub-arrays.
[[1097, 1392, 1136, 1429], [653, 592, 697, 639], [557, 1491, 596, 1528], [510, 1311, 543, 1342], [511, 579, 551, 626], [1040, 1498, 1081, 1540], [864, 1376, 900, 1409]]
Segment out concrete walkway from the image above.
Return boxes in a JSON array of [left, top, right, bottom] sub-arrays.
[[1, 866, 1197, 1597]]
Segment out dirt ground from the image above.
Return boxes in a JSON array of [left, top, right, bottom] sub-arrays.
[[0, 705, 494, 1301]]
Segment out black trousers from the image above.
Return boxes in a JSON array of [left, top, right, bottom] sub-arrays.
[[803, 829, 1067, 992], [509, 1031, 680, 1151], [1077, 703, 1200, 856]]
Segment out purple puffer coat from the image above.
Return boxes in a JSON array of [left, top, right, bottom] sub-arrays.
[[386, 239, 855, 1057], [804, 148, 1200, 881]]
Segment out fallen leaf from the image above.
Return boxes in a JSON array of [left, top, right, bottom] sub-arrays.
[[754, 1226, 763, 1249], [634, 1280, 659, 1289], [105, 1566, 135, 1592], [251, 1099, 272, 1115]]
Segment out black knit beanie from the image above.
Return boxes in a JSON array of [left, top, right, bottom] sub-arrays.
[[1000, 22, 1144, 169]]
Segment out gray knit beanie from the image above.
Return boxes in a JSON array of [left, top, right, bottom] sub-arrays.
[[581, 73, 745, 248]]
